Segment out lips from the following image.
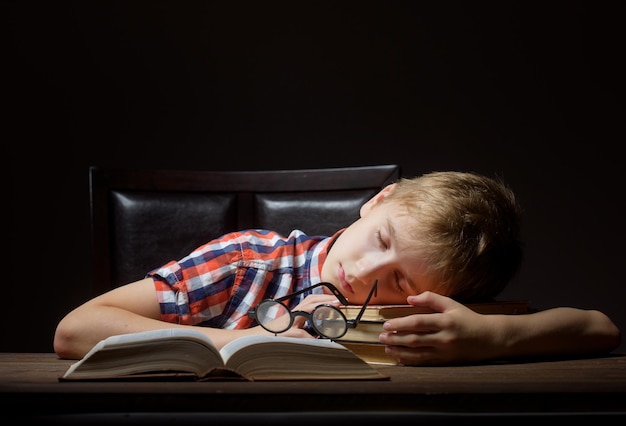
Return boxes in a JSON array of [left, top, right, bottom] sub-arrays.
[[337, 265, 354, 295]]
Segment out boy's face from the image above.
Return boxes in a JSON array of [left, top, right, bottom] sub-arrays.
[[321, 185, 442, 305]]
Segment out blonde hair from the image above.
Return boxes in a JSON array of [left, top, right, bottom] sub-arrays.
[[384, 171, 523, 302]]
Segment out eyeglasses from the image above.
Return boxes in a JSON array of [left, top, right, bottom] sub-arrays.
[[247, 280, 378, 340]]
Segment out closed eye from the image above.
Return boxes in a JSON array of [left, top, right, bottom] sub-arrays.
[[376, 230, 388, 249], [376, 230, 406, 294]]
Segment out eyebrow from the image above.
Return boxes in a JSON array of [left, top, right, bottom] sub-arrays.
[[387, 217, 419, 295]]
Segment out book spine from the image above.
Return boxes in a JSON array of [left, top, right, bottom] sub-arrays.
[[338, 322, 385, 343]]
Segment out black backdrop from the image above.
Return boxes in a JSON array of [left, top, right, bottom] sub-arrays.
[[6, 1, 625, 354]]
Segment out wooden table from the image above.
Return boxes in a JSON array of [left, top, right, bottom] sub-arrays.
[[2, 352, 625, 424]]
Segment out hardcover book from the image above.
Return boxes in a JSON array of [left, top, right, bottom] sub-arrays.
[[339, 300, 529, 322], [59, 328, 389, 382]]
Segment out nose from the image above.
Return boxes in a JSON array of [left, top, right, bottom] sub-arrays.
[[354, 253, 387, 286]]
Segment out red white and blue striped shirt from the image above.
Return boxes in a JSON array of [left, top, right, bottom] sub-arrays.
[[148, 229, 341, 330]]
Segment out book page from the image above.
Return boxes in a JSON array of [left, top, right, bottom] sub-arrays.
[[62, 328, 223, 380], [219, 335, 386, 380], [219, 335, 345, 364], [99, 328, 214, 346]]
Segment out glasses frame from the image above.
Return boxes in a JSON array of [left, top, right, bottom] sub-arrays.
[[247, 280, 378, 340]]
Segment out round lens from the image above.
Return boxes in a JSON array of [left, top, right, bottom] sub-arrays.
[[310, 305, 348, 339], [255, 301, 292, 333]]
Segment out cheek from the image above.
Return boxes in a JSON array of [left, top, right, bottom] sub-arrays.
[[339, 224, 366, 246], [332, 229, 366, 260]]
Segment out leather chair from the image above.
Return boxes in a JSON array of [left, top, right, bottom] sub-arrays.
[[89, 165, 400, 295]]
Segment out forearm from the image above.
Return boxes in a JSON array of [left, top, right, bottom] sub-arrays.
[[489, 307, 621, 360], [53, 304, 264, 360]]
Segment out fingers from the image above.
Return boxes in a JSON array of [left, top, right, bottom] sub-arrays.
[[281, 328, 317, 339], [292, 294, 342, 312], [287, 294, 342, 334], [379, 327, 438, 347], [384, 292, 465, 333], [384, 344, 446, 366], [406, 291, 460, 312], [380, 329, 455, 366], [378, 304, 448, 365], [254, 324, 316, 340], [383, 310, 443, 334]]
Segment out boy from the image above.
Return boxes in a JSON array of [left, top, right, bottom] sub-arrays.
[[53, 171, 621, 365]]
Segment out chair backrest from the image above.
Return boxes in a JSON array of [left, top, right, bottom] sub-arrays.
[[89, 165, 400, 295]]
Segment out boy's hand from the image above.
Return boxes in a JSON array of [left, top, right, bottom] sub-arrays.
[[379, 291, 500, 365]]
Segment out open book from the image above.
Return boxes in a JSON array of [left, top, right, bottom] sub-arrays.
[[59, 328, 389, 382]]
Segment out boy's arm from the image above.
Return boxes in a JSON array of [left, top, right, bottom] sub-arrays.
[[480, 307, 621, 360], [53, 278, 315, 360], [379, 291, 622, 366]]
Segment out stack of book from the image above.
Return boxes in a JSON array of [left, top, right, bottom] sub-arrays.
[[337, 300, 529, 364]]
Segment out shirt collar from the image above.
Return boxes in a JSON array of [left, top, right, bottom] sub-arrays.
[[308, 228, 345, 286]]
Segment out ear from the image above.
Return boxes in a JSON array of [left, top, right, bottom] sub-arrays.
[[359, 183, 397, 217]]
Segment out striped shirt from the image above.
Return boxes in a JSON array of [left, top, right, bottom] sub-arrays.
[[147, 229, 341, 329]]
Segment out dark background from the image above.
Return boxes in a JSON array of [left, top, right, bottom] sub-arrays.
[[5, 1, 625, 354]]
